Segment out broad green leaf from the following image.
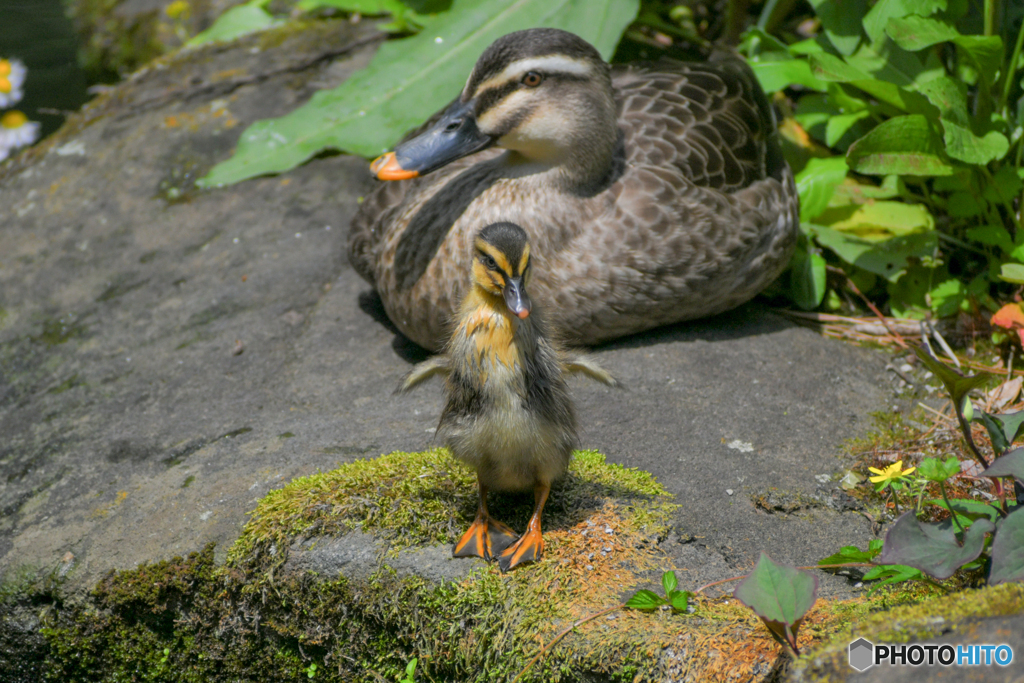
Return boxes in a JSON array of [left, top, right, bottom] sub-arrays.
[[733, 553, 818, 628], [1000, 264, 1024, 284], [949, 192, 982, 218], [668, 590, 691, 611], [983, 165, 1023, 205], [916, 456, 960, 482], [187, 0, 277, 46], [625, 589, 665, 610], [912, 346, 991, 411], [928, 278, 966, 317], [814, 228, 936, 283], [968, 225, 1013, 251], [885, 15, 958, 51], [927, 497, 1002, 522], [789, 246, 827, 310], [661, 570, 678, 595], [826, 111, 871, 147], [199, 0, 639, 186], [982, 447, 1024, 479], [819, 542, 881, 566], [942, 122, 1009, 165], [846, 115, 952, 176], [862, 563, 925, 592], [990, 509, 1024, 584], [808, 0, 866, 56], [862, 0, 946, 45], [749, 59, 827, 93], [954, 35, 1003, 84], [977, 412, 1024, 454], [296, 0, 404, 11], [815, 200, 934, 239], [876, 512, 996, 580], [795, 156, 848, 221]]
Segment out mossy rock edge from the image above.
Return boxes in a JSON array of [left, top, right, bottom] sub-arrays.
[[7, 448, 1022, 681]]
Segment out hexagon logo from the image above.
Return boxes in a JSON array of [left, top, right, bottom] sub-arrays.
[[849, 638, 875, 671]]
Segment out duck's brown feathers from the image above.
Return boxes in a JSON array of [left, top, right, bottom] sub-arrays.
[[350, 57, 798, 351]]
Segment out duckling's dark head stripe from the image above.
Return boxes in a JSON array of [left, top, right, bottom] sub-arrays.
[[464, 28, 603, 97], [477, 222, 529, 276]]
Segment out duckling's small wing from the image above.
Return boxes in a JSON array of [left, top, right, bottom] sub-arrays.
[[563, 355, 620, 388], [396, 356, 450, 393]]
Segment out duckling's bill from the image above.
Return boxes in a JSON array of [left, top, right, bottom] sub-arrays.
[[502, 277, 531, 319]]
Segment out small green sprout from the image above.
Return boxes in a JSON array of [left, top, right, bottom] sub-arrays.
[[625, 571, 691, 612]]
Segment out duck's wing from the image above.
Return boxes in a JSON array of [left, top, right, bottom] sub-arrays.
[[611, 56, 784, 193], [396, 356, 450, 393]]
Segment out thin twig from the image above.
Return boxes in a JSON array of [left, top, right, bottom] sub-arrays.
[[925, 320, 960, 368], [837, 271, 908, 348], [511, 603, 624, 683]]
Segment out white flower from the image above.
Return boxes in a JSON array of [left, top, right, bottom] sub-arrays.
[[0, 110, 40, 159], [0, 59, 27, 107]]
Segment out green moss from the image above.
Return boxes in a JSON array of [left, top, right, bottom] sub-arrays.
[[793, 583, 1024, 681], [24, 449, 1024, 682]]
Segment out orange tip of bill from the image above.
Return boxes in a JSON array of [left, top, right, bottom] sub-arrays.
[[516, 309, 530, 320], [370, 152, 419, 181]]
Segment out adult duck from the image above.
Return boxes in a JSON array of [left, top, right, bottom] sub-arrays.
[[349, 28, 798, 351]]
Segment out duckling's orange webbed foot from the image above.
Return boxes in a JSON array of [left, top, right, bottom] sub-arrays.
[[497, 526, 544, 572], [497, 482, 550, 573], [453, 511, 518, 560]]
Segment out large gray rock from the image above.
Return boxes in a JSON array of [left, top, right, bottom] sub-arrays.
[[0, 17, 929, 680]]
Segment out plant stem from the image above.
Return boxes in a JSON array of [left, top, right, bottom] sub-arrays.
[[999, 11, 1024, 115], [955, 405, 991, 469], [984, 0, 995, 38], [939, 480, 967, 538]]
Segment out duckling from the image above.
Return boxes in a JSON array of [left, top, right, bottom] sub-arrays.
[[399, 222, 617, 571], [350, 28, 798, 352]]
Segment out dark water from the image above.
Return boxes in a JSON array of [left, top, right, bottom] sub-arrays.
[[1, 0, 91, 139]]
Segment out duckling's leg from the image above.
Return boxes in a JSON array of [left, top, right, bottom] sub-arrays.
[[497, 483, 549, 572], [454, 480, 519, 561]]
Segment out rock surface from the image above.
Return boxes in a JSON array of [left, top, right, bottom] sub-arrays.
[[0, 17, 969, 681]]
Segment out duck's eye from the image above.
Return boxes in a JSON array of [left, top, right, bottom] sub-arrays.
[[522, 71, 543, 87], [481, 254, 498, 270]]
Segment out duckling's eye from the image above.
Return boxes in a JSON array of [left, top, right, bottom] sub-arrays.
[[481, 254, 498, 270], [522, 71, 543, 87]]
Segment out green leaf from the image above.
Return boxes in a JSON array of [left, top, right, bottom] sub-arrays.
[[808, 52, 932, 113], [826, 111, 871, 147], [861, 563, 925, 592], [187, 0, 277, 46], [814, 228, 936, 283], [927, 278, 966, 317], [862, 0, 946, 45], [661, 570, 678, 595], [954, 35, 1003, 84], [668, 590, 691, 611], [912, 346, 991, 411], [795, 157, 848, 221], [846, 115, 952, 176], [1000, 264, 1024, 284], [876, 512, 996, 580], [977, 411, 1024, 454], [749, 59, 828, 93], [927, 497, 1002, 522], [625, 589, 665, 610], [917, 456, 961, 482], [789, 246, 827, 310], [914, 76, 1008, 165], [808, 0, 866, 56], [819, 542, 881, 566], [199, 0, 639, 187], [733, 553, 818, 629], [815, 200, 934, 239], [885, 15, 958, 51], [989, 509, 1024, 584], [982, 447, 1024, 480]]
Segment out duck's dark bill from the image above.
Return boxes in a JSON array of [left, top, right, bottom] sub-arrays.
[[371, 100, 494, 181]]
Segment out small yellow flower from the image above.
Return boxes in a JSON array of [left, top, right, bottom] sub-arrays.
[[868, 460, 916, 485], [0, 59, 10, 77], [166, 0, 190, 20]]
